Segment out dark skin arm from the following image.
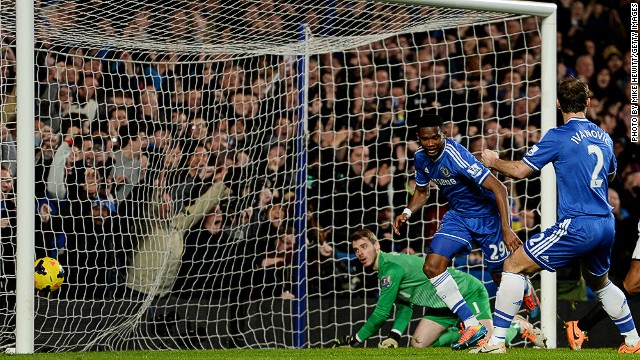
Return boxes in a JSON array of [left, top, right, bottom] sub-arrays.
[[393, 184, 429, 235], [394, 184, 453, 279], [482, 174, 522, 253], [480, 150, 530, 254]]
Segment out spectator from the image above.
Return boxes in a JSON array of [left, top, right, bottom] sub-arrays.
[[251, 223, 297, 299], [574, 54, 595, 84], [320, 145, 378, 255], [182, 116, 210, 153], [39, 61, 79, 131], [0, 47, 16, 128], [260, 144, 293, 192], [172, 202, 238, 299], [265, 116, 296, 160], [125, 181, 229, 298], [40, 166, 118, 299], [0, 165, 16, 343], [103, 106, 129, 140], [68, 75, 101, 122], [169, 144, 216, 211], [34, 122, 60, 198], [0, 125, 16, 176], [136, 85, 166, 125], [45, 130, 76, 200], [482, 118, 502, 152], [110, 124, 147, 204], [608, 187, 638, 283]]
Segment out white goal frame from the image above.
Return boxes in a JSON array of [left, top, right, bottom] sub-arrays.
[[13, 0, 557, 353]]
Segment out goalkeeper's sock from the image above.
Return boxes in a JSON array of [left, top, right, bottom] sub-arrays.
[[596, 281, 640, 346], [431, 327, 462, 347], [430, 271, 479, 328], [489, 271, 526, 346], [505, 323, 519, 345]]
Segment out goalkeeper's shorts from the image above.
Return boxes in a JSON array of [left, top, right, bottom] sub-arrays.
[[421, 287, 491, 329]]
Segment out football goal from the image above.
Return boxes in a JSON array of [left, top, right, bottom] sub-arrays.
[[2, 0, 556, 353]]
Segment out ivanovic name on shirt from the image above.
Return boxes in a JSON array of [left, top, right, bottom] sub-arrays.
[[570, 129, 612, 146]]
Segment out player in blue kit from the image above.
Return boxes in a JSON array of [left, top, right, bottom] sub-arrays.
[[473, 77, 640, 354], [393, 114, 540, 350]]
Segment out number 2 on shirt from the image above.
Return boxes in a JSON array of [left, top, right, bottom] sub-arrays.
[[587, 144, 604, 188]]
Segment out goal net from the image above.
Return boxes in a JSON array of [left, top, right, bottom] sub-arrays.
[[1, 0, 549, 351]]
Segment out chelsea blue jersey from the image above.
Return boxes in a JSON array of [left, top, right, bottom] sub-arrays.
[[522, 118, 615, 220], [414, 139, 497, 216]]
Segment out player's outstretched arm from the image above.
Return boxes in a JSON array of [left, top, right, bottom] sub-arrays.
[[393, 184, 429, 235], [481, 149, 534, 180]]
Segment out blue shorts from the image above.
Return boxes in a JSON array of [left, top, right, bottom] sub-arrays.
[[429, 211, 507, 274], [523, 214, 615, 276]]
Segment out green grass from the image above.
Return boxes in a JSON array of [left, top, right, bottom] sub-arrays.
[[0, 347, 631, 359]]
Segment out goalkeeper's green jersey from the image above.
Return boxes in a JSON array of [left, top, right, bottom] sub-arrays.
[[355, 251, 487, 342]]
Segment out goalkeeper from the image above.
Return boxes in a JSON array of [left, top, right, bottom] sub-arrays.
[[335, 229, 545, 349]]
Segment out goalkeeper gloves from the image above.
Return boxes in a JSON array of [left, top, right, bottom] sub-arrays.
[[378, 331, 401, 348], [333, 335, 361, 348]]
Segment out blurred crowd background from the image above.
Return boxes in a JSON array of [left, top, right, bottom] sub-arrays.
[[0, 0, 637, 306]]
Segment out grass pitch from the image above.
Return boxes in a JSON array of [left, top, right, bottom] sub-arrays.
[[0, 347, 630, 360]]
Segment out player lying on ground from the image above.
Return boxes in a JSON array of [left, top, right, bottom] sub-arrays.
[[393, 113, 540, 350], [333, 229, 545, 349], [473, 77, 640, 354], [566, 219, 640, 350]]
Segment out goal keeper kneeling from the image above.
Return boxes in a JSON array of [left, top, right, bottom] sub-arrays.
[[333, 229, 545, 349]]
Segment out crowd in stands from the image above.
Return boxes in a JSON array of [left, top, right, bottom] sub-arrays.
[[0, 0, 637, 307]]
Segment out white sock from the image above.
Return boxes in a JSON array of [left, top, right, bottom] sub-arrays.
[[489, 271, 526, 346], [596, 281, 640, 346], [430, 271, 479, 327]]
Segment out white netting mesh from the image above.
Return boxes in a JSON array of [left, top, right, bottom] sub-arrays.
[[0, 0, 545, 351], [13, 1, 516, 56]]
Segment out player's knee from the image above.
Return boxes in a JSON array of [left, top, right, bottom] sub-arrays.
[[583, 272, 608, 292], [410, 336, 428, 348], [423, 261, 446, 278], [502, 256, 518, 273], [502, 247, 539, 276]]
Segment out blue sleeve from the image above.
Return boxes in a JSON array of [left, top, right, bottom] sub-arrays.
[[451, 144, 492, 186], [444, 143, 491, 185], [414, 151, 431, 187], [522, 130, 558, 172]]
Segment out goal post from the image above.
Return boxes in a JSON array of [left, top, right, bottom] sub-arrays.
[[5, 0, 558, 353], [294, 24, 310, 349], [14, 0, 35, 354]]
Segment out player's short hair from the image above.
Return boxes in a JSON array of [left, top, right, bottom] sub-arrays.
[[349, 228, 378, 244], [416, 113, 445, 130], [557, 77, 589, 114]]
